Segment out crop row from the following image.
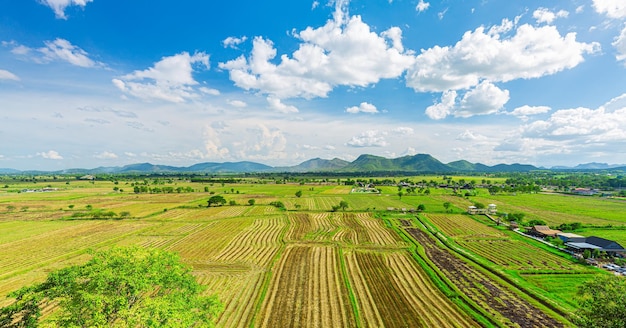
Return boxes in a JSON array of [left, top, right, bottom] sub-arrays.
[[457, 238, 584, 272], [257, 246, 355, 327], [405, 227, 564, 328], [345, 250, 478, 327], [215, 216, 286, 266], [167, 218, 252, 261], [0, 221, 148, 279], [424, 214, 504, 238]]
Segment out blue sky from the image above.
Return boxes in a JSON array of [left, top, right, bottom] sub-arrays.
[[1, 0, 626, 170]]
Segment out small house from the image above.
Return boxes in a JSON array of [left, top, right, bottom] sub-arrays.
[[528, 225, 562, 238]]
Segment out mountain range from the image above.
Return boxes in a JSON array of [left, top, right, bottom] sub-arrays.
[[1, 154, 625, 175]]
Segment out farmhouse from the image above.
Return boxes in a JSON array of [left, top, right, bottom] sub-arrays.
[[565, 236, 626, 255], [556, 232, 585, 243], [527, 225, 562, 238]]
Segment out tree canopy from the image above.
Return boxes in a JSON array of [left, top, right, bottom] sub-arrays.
[[0, 247, 222, 327], [575, 275, 626, 328], [207, 195, 227, 207]]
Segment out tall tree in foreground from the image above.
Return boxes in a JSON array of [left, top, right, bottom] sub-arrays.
[[0, 247, 222, 327], [575, 275, 626, 328]]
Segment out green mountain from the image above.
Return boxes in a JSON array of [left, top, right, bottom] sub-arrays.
[[281, 158, 350, 172]]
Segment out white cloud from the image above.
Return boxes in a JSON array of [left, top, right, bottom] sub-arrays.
[[456, 130, 486, 141], [267, 97, 299, 113], [533, 8, 569, 24], [39, 0, 92, 19], [41, 38, 102, 67], [346, 130, 388, 147], [592, 0, 626, 19], [199, 87, 220, 95], [0, 69, 19, 81], [438, 8, 448, 20], [613, 25, 626, 64], [219, 1, 414, 99], [510, 105, 551, 119], [9, 38, 103, 68], [228, 100, 247, 108], [425, 90, 457, 120], [94, 151, 118, 159], [223, 36, 247, 49], [416, 0, 430, 13], [576, 6, 584, 14], [203, 125, 230, 159], [401, 147, 417, 156], [346, 102, 379, 114], [113, 52, 209, 103], [391, 127, 414, 135], [38, 150, 63, 160], [456, 81, 510, 117], [312, 1, 319, 10], [406, 22, 600, 92], [238, 125, 288, 160], [521, 94, 626, 145]]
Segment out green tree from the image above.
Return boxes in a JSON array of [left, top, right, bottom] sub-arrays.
[[207, 195, 227, 207], [295, 190, 303, 198], [417, 204, 426, 211], [0, 247, 222, 327], [248, 199, 255, 206], [443, 202, 451, 212], [575, 275, 626, 328], [339, 200, 349, 211]]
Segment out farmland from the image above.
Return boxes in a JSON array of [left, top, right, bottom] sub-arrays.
[[0, 175, 624, 326]]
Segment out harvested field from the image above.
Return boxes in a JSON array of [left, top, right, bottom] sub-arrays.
[[257, 245, 355, 328], [345, 250, 479, 328], [405, 227, 564, 328]]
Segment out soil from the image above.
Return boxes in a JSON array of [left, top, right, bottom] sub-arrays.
[[405, 227, 564, 328]]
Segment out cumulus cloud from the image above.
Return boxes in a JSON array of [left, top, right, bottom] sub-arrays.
[[416, 0, 430, 13], [223, 36, 247, 49], [592, 0, 626, 19], [199, 87, 220, 95], [425, 90, 457, 120], [38, 150, 63, 160], [346, 102, 379, 114], [346, 130, 388, 147], [0, 69, 19, 81], [113, 52, 209, 103], [613, 25, 626, 64], [8, 38, 103, 68], [218, 1, 414, 100], [94, 151, 118, 159], [228, 100, 247, 108], [521, 93, 626, 145], [456, 81, 510, 117], [39, 0, 92, 19], [267, 97, 299, 113], [533, 8, 569, 24], [203, 125, 230, 158], [238, 125, 288, 160], [406, 20, 599, 92], [391, 127, 414, 135], [456, 130, 486, 141], [509, 105, 551, 120]]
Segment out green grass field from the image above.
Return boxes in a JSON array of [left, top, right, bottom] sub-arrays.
[[1, 176, 624, 327]]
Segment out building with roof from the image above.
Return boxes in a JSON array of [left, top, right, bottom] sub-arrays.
[[565, 236, 625, 255], [556, 232, 586, 243], [527, 225, 562, 238]]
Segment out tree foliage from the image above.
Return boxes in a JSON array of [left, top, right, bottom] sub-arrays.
[[207, 195, 227, 207], [0, 247, 222, 327], [575, 275, 626, 328], [295, 190, 302, 198]]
